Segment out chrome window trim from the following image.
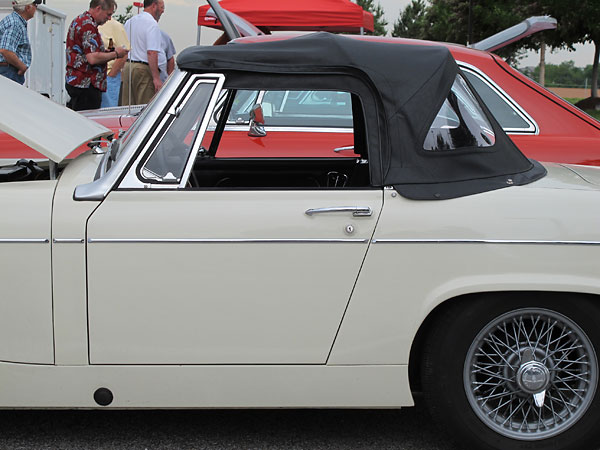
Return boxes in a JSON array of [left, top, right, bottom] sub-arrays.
[[74, 70, 189, 201], [458, 62, 539, 135], [220, 125, 353, 134], [88, 238, 369, 244], [372, 239, 600, 245], [0, 239, 49, 243], [118, 74, 226, 190]]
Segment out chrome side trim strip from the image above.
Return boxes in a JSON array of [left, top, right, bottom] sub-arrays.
[[372, 239, 600, 245], [53, 239, 85, 244], [0, 239, 49, 243], [88, 238, 368, 244], [221, 125, 353, 134]]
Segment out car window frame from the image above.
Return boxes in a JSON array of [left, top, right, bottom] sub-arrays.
[[118, 73, 226, 190], [458, 62, 538, 135]]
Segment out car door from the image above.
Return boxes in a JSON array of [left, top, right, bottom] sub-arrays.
[[86, 76, 382, 365]]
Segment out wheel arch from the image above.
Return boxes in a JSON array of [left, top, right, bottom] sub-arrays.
[[408, 290, 600, 394]]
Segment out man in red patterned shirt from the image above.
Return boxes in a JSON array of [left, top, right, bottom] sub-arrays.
[[65, 0, 128, 111]]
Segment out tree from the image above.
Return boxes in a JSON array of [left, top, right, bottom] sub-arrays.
[[393, 0, 578, 70], [392, 0, 428, 39], [356, 0, 388, 36], [423, 0, 549, 58], [540, 0, 600, 97], [114, 5, 134, 25], [526, 61, 591, 88]]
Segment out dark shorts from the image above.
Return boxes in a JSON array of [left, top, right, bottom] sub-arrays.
[[0, 65, 25, 85], [66, 84, 103, 111]]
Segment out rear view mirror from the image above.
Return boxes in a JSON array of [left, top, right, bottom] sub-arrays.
[[248, 104, 267, 137]]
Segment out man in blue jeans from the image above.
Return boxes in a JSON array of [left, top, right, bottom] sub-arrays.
[[0, 0, 40, 84]]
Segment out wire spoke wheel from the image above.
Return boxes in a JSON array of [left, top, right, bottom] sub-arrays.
[[464, 308, 598, 440]]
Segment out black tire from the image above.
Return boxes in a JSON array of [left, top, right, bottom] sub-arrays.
[[421, 293, 600, 450]]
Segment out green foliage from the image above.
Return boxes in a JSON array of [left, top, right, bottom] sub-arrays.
[[356, 0, 388, 36], [521, 61, 594, 88], [392, 0, 428, 39], [540, 0, 600, 96], [392, 0, 559, 61], [114, 5, 134, 25]]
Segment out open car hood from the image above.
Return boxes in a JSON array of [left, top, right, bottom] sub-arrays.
[[0, 75, 111, 163]]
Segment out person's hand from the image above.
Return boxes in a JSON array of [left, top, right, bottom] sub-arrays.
[[115, 47, 129, 59], [17, 64, 27, 76], [153, 77, 163, 92]]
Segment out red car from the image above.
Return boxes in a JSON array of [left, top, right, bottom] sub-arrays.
[[2, 36, 599, 165]]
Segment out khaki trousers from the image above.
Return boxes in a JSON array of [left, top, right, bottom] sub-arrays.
[[121, 62, 155, 106]]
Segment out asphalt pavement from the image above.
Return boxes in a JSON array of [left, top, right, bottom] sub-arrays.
[[0, 402, 462, 450]]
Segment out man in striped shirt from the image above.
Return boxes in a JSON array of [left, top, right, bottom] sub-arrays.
[[0, 0, 40, 85]]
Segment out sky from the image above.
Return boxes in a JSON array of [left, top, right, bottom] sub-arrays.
[[47, 0, 595, 69]]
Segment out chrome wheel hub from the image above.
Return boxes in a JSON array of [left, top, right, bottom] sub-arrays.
[[464, 308, 598, 441], [516, 361, 550, 394]]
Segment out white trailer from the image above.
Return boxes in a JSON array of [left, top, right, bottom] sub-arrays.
[[0, 0, 66, 104]]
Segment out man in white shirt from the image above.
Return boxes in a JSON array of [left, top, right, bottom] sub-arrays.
[[158, 29, 175, 83], [121, 0, 163, 105]]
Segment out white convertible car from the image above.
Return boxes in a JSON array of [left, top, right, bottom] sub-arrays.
[[1, 33, 600, 450]]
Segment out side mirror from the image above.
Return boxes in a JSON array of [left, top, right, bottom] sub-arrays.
[[248, 104, 267, 137]]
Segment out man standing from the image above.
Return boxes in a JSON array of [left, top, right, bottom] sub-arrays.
[[65, 0, 129, 111], [99, 17, 130, 107], [0, 0, 40, 85], [158, 29, 175, 83], [121, 0, 164, 105]]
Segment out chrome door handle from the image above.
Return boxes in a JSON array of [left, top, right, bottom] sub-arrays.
[[305, 206, 372, 217], [333, 145, 354, 153]]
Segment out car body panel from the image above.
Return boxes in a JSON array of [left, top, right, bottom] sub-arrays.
[[0, 108, 137, 164], [0, 179, 55, 364], [329, 164, 600, 364], [86, 189, 383, 364], [0, 363, 411, 408], [51, 152, 103, 365], [0, 76, 111, 162]]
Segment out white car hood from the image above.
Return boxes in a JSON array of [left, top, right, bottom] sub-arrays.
[[0, 75, 111, 163]]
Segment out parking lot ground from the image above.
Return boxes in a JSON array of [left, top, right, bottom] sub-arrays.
[[0, 401, 462, 450]]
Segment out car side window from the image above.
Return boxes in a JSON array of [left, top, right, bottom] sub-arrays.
[[142, 83, 215, 183], [191, 89, 368, 190], [461, 69, 535, 132], [202, 89, 356, 159], [225, 90, 353, 128], [424, 75, 496, 151]]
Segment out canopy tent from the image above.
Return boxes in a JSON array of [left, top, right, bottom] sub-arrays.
[[197, 0, 374, 34]]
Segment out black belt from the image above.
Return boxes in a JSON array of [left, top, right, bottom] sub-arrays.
[[128, 60, 148, 65]]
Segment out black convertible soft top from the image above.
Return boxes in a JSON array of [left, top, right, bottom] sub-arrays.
[[178, 33, 545, 199]]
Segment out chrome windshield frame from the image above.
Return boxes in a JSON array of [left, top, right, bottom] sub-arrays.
[[73, 71, 225, 200]]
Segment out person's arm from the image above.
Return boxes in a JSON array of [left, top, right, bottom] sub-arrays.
[[1, 49, 27, 75], [108, 52, 127, 77], [86, 46, 128, 66], [147, 50, 162, 92], [166, 56, 174, 76]]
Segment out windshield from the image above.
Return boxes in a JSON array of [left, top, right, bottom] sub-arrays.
[[116, 73, 181, 159]]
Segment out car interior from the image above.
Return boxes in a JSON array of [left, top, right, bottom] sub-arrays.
[[157, 88, 373, 190]]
